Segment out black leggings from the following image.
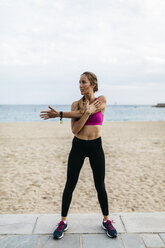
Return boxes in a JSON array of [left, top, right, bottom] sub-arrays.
[[61, 136, 109, 217]]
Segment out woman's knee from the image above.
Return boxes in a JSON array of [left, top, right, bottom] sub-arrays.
[[64, 181, 77, 194], [94, 182, 106, 193]]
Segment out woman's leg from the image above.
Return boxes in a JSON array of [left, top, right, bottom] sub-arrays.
[[89, 140, 109, 217], [61, 140, 85, 218]]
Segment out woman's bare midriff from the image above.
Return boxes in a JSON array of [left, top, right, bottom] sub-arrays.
[[75, 125, 101, 140]]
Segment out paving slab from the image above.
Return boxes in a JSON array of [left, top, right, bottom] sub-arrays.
[[120, 212, 165, 233], [33, 214, 60, 234], [121, 234, 145, 248], [82, 234, 123, 248], [141, 234, 165, 248], [39, 234, 80, 248], [0, 214, 39, 234], [0, 235, 39, 248], [34, 213, 124, 234], [67, 213, 124, 234], [159, 233, 165, 244]]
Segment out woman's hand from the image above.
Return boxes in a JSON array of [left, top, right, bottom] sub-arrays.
[[85, 99, 102, 115], [40, 106, 59, 120]]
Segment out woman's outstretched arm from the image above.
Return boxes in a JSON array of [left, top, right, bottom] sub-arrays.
[[40, 98, 102, 120], [40, 105, 83, 120]]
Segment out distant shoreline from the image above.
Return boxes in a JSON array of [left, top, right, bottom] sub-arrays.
[[0, 105, 165, 122]]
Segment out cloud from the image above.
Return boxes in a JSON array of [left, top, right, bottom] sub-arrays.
[[0, 0, 165, 104]]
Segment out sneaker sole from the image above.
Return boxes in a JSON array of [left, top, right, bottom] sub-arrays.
[[54, 226, 69, 240], [102, 224, 117, 238]]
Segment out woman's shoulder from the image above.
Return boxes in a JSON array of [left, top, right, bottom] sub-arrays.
[[71, 97, 84, 107], [71, 98, 81, 106], [71, 100, 79, 106], [97, 95, 107, 102], [71, 101, 78, 110], [71, 98, 82, 110]]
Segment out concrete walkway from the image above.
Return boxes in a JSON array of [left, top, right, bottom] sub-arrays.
[[0, 212, 165, 248]]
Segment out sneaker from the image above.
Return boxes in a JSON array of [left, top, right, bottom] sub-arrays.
[[53, 220, 68, 239], [102, 219, 117, 238]]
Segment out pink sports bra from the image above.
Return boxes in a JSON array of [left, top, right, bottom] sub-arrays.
[[85, 98, 104, 126]]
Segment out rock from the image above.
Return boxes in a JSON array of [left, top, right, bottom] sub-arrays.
[[153, 103, 165, 107]]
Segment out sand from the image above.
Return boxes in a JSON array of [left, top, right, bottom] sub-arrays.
[[0, 121, 165, 214]]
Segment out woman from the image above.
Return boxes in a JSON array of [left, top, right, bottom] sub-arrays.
[[40, 71, 117, 240]]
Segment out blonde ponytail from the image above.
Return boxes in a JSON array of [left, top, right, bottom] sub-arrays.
[[76, 96, 85, 113]]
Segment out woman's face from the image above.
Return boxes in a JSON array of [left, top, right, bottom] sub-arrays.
[[79, 74, 94, 95]]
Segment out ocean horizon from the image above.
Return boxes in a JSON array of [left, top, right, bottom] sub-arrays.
[[0, 104, 165, 122]]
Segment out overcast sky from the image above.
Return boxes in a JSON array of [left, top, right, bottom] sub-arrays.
[[0, 0, 165, 104]]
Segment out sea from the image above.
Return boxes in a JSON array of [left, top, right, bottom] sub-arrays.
[[0, 104, 165, 122]]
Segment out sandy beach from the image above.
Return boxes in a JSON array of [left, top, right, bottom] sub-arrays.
[[0, 121, 165, 214]]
